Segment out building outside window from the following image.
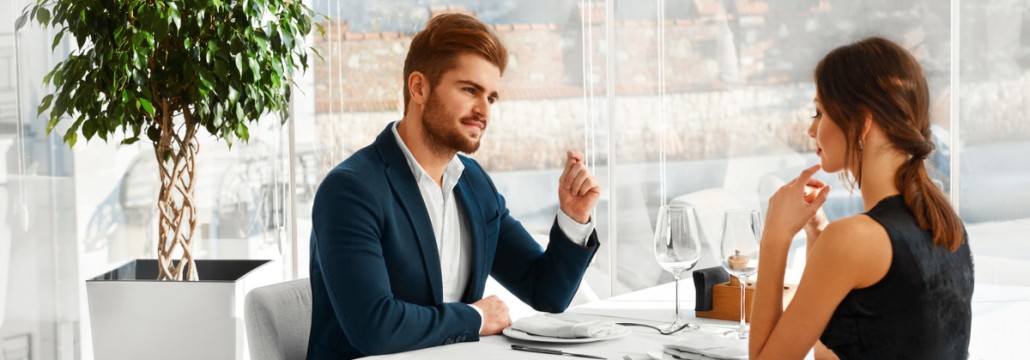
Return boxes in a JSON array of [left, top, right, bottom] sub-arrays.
[[0, 0, 1028, 359]]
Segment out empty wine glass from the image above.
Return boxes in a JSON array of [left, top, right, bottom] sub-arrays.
[[720, 209, 762, 339], [653, 204, 704, 333]]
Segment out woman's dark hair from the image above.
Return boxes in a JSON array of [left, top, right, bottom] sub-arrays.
[[815, 36, 963, 251]]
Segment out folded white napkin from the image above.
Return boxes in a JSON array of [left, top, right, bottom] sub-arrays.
[[664, 332, 748, 360], [511, 314, 622, 338]]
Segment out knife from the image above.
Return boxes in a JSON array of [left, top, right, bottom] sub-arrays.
[[511, 344, 607, 359]]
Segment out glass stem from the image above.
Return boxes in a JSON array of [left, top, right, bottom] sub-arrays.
[[673, 274, 681, 321], [738, 275, 747, 332]]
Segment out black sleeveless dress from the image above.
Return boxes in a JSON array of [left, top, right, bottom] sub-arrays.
[[820, 195, 974, 359]]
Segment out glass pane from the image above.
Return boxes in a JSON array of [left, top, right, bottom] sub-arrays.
[[610, 0, 952, 294], [958, 0, 1030, 287], [3, 7, 290, 360], [2, 24, 78, 360], [302, 0, 613, 306]]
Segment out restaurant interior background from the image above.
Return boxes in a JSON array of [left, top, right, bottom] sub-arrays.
[[1, 0, 1028, 358]]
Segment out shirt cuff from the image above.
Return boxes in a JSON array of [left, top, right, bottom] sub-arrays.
[[557, 210, 594, 246], [469, 303, 484, 334]]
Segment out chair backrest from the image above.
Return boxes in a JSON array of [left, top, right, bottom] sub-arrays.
[[245, 278, 312, 360]]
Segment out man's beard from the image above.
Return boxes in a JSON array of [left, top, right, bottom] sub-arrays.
[[421, 94, 483, 154]]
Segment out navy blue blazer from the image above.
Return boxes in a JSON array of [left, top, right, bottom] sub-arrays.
[[306, 124, 600, 359]]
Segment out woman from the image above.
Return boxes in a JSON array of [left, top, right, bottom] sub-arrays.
[[749, 37, 974, 359]]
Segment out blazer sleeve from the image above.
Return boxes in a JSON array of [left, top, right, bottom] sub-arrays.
[[486, 191, 601, 313], [311, 170, 481, 355]]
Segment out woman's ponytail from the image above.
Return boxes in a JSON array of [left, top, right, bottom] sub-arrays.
[[896, 145, 965, 251]]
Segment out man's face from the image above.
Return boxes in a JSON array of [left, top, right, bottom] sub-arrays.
[[421, 53, 501, 154]]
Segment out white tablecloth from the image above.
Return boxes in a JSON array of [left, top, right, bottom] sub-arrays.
[[361, 282, 1030, 359]]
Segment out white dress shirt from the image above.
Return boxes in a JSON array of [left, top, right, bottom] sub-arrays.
[[391, 121, 594, 329]]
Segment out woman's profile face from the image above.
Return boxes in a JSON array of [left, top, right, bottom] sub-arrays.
[[808, 97, 848, 173]]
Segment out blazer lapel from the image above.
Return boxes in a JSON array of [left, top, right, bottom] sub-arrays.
[[455, 175, 488, 303], [376, 126, 443, 303]]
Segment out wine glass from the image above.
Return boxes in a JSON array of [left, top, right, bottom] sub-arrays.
[[720, 209, 762, 339], [653, 204, 704, 333]]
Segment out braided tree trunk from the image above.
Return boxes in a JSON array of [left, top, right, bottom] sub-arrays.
[[154, 103, 200, 281]]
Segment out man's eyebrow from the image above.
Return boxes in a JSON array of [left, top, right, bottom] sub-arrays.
[[457, 79, 500, 100]]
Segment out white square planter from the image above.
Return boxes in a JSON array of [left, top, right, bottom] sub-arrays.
[[86, 259, 271, 360]]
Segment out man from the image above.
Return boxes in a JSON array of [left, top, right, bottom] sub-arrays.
[[307, 13, 602, 359]]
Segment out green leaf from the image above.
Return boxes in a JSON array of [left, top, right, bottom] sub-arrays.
[[235, 102, 244, 122], [228, 86, 239, 102], [280, 29, 293, 49], [310, 47, 324, 62], [83, 121, 96, 141], [51, 29, 64, 50], [254, 34, 269, 51], [147, 126, 161, 142], [170, 7, 181, 30], [236, 122, 249, 141], [52, 94, 67, 118], [36, 7, 50, 25], [270, 72, 281, 89], [270, 58, 284, 77], [214, 59, 230, 79], [139, 98, 155, 117], [121, 137, 140, 145], [64, 129, 78, 147], [46, 115, 61, 134], [38, 94, 54, 115], [213, 104, 224, 124], [248, 57, 260, 80], [234, 53, 244, 73], [53, 66, 64, 87], [133, 32, 146, 49], [314, 22, 327, 38], [196, 67, 215, 90]]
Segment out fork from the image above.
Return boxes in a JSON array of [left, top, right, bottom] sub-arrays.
[[615, 322, 692, 335]]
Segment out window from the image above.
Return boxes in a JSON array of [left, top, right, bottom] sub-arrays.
[[2, 0, 1028, 359]]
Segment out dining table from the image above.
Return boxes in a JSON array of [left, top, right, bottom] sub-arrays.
[[360, 280, 1030, 359]]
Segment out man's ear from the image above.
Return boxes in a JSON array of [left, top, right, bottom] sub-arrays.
[[408, 71, 430, 107]]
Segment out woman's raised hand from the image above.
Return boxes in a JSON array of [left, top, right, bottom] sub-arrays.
[[764, 164, 832, 242]]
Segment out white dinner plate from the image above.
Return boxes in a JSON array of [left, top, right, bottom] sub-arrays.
[[501, 326, 631, 343]]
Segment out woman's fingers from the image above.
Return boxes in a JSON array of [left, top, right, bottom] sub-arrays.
[[796, 164, 822, 185]]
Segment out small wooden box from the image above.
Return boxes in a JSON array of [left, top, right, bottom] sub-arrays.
[[695, 277, 797, 322]]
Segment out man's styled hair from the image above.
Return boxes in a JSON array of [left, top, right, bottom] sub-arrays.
[[402, 13, 508, 115]]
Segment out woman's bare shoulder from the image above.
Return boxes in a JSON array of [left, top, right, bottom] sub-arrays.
[[809, 214, 892, 287]]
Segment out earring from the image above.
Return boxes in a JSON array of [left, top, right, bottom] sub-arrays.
[[858, 140, 864, 152]]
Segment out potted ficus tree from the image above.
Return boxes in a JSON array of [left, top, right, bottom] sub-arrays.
[[17, 0, 322, 358]]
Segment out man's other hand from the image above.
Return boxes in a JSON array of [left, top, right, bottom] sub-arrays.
[[558, 150, 601, 224], [473, 295, 511, 335]]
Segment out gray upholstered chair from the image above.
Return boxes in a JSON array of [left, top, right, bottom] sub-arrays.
[[245, 278, 312, 360]]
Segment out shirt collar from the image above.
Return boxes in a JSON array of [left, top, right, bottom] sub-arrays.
[[391, 121, 465, 188]]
